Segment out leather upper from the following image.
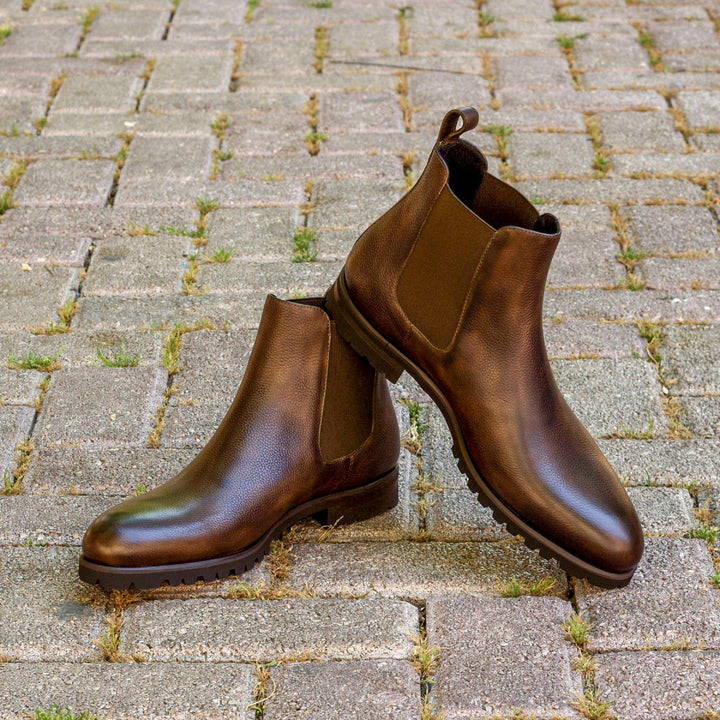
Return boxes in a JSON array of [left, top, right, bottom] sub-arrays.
[[82, 296, 399, 568], [343, 111, 643, 574]]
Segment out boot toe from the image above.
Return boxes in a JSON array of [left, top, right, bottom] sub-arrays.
[[594, 508, 644, 576], [82, 510, 134, 567]]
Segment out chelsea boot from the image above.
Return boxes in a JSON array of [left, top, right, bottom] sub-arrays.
[[325, 107, 643, 588], [79, 295, 400, 589]]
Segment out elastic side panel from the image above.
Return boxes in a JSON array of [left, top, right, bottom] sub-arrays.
[[319, 328, 375, 462], [397, 185, 495, 349]]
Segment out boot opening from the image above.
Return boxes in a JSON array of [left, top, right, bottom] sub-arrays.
[[439, 138, 488, 209], [533, 213, 560, 234], [438, 139, 545, 233]]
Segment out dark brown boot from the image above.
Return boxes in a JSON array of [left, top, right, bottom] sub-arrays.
[[79, 295, 400, 589], [326, 107, 643, 588]]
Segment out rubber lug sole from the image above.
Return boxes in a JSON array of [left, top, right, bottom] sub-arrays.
[[325, 269, 635, 589], [78, 465, 399, 590]]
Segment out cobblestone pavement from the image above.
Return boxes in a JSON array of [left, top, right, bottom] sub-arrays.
[[0, 0, 720, 718]]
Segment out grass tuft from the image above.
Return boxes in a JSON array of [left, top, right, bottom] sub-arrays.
[[501, 575, 557, 597], [5, 351, 61, 371], [96, 347, 140, 368], [564, 611, 592, 648], [553, 9, 584, 21], [292, 226, 317, 263], [33, 707, 99, 720]]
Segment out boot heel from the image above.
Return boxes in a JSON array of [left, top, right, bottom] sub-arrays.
[[313, 467, 399, 526], [325, 271, 404, 383]]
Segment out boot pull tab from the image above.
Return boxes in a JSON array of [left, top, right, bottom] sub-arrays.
[[437, 107, 479, 146]]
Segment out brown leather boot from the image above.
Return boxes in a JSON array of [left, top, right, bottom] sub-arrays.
[[326, 107, 643, 588], [79, 295, 400, 589]]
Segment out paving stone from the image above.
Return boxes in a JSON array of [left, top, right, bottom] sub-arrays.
[[598, 110, 686, 152], [544, 320, 646, 359], [51, 75, 143, 114], [677, 90, 720, 129], [241, 38, 314, 76], [693, 132, 720, 151], [498, 88, 666, 112], [139, 89, 229, 114], [122, 135, 215, 182], [123, 597, 417, 662], [599, 438, 720, 486], [485, 0, 554, 19], [320, 91, 403, 133], [0, 206, 196, 241], [664, 324, 720, 396], [596, 650, 720, 720], [0, 232, 91, 267], [147, 54, 233, 93], [199, 259, 342, 296], [265, 660, 419, 720], [408, 73, 492, 130], [223, 152, 403, 183], [0, 547, 106, 661], [613, 151, 720, 176], [577, 538, 720, 651], [0, 328, 163, 371], [82, 235, 190, 296], [205, 206, 302, 260], [90, 9, 170, 40], [425, 488, 507, 542], [496, 55, 574, 89], [405, 4, 480, 36], [0, 366, 44, 406], [0, 662, 255, 719], [427, 595, 580, 719], [551, 358, 665, 437], [0, 95, 51, 135], [644, 256, 720, 291], [509, 131, 594, 177], [680, 396, 720, 437], [544, 203, 613, 231], [313, 227, 362, 261], [312, 178, 404, 228], [651, 19, 719, 52], [0, 132, 122, 159], [625, 204, 719, 254], [286, 540, 567, 599], [574, 34, 651, 71], [25, 446, 197, 495], [477, 107, 586, 132], [0, 265, 77, 331], [544, 288, 720, 325], [37, 366, 168, 448], [13, 159, 116, 207], [626, 486, 696, 535], [113, 177, 305, 208], [664, 51, 720, 72], [74, 293, 268, 331], [547, 229, 625, 288], [0, 405, 34, 481], [0, 22, 81, 57], [329, 20, 398, 57], [0, 494, 113, 546], [518, 177, 704, 204], [322, 130, 437, 157]]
